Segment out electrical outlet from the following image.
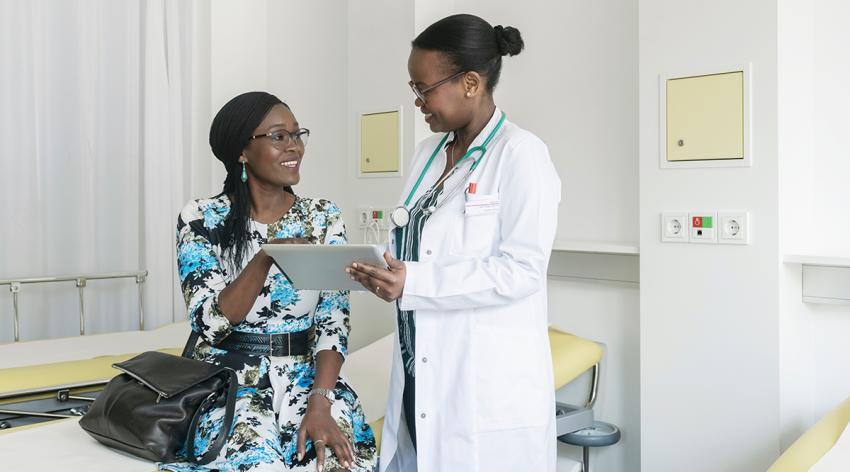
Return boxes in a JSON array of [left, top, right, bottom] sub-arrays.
[[689, 212, 717, 243], [661, 212, 689, 242], [718, 211, 749, 244], [357, 207, 370, 228]]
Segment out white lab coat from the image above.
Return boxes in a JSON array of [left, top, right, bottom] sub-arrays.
[[379, 109, 561, 472]]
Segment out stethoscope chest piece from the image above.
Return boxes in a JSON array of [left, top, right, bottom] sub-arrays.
[[390, 206, 411, 228]]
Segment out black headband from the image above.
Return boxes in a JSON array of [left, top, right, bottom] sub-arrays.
[[208, 91, 285, 170]]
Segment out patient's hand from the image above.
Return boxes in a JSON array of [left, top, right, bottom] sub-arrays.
[[297, 397, 355, 470]]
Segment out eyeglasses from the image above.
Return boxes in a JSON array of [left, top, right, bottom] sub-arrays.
[[408, 71, 467, 103], [249, 128, 310, 149]]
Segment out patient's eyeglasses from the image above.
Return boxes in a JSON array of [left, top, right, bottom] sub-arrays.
[[408, 71, 467, 103], [250, 128, 310, 149]]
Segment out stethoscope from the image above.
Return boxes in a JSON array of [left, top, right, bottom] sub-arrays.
[[390, 111, 506, 228]]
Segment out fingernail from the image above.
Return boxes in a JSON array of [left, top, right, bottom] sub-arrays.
[[350, 276, 355, 280], [352, 263, 358, 268], [345, 268, 351, 273], [297, 453, 303, 461], [318, 465, 323, 472]]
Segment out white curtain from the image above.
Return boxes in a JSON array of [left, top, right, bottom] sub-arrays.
[[0, 0, 211, 342]]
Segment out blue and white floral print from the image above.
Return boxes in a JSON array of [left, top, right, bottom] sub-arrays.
[[164, 194, 376, 472]]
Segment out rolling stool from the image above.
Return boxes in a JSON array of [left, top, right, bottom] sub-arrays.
[[558, 420, 621, 472]]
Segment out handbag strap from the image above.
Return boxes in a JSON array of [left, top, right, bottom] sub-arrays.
[[181, 330, 200, 359], [185, 368, 239, 465]]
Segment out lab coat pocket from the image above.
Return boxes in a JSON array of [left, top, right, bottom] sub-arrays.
[[454, 193, 500, 257], [474, 329, 547, 431]]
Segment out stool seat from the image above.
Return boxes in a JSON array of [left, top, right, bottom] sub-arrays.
[[558, 420, 621, 448]]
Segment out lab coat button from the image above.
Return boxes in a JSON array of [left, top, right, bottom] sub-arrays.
[[421, 357, 428, 363], [420, 413, 426, 419], [425, 249, 432, 255]]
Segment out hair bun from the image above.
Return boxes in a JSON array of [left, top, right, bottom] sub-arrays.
[[494, 25, 524, 57]]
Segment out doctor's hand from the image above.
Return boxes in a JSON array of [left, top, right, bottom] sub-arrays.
[[346, 251, 406, 302]]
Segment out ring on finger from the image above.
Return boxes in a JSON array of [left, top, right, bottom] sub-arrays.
[[375, 285, 382, 293]]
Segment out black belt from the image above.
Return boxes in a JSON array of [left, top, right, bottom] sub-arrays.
[[218, 327, 314, 357]]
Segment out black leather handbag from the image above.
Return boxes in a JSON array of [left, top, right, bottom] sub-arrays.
[[79, 333, 237, 465]]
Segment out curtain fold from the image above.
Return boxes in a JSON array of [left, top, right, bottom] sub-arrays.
[[0, 0, 210, 342]]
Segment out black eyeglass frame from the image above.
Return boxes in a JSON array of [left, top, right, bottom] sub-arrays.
[[408, 71, 468, 102], [249, 128, 311, 147]]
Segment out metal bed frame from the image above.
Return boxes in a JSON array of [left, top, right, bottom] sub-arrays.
[[0, 270, 148, 342]]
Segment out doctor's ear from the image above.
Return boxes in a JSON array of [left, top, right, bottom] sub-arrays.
[[463, 72, 483, 97]]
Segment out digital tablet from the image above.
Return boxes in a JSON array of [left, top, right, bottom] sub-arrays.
[[261, 244, 388, 291]]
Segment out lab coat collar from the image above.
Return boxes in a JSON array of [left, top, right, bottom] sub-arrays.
[[446, 106, 504, 150]]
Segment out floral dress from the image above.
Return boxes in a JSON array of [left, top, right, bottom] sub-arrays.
[[162, 194, 377, 472]]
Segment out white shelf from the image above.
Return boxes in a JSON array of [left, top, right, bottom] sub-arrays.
[[784, 254, 850, 306], [784, 254, 850, 268], [552, 239, 639, 256], [549, 240, 639, 284]]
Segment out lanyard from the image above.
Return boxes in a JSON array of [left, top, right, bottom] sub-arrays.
[[403, 111, 506, 206]]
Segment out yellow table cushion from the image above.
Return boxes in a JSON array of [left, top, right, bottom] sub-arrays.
[[768, 396, 850, 472], [548, 327, 603, 389], [2, 327, 600, 452], [0, 348, 183, 402], [369, 417, 384, 450]]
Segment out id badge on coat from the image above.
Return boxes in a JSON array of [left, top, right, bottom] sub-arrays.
[[464, 191, 501, 216]]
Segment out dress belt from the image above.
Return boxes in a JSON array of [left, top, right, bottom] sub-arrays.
[[218, 327, 315, 357]]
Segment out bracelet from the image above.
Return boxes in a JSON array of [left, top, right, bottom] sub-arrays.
[[308, 387, 335, 406]]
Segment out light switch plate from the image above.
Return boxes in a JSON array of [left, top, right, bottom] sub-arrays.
[[661, 212, 689, 242], [718, 211, 749, 244], [689, 212, 717, 243]]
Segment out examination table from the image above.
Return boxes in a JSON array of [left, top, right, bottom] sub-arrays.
[[0, 324, 604, 471]]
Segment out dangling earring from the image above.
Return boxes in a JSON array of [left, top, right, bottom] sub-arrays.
[[466, 91, 472, 97], [240, 161, 248, 183]]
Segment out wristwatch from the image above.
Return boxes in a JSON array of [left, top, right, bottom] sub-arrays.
[[308, 387, 335, 405]]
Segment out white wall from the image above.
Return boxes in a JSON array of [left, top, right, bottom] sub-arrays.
[[777, 0, 817, 450], [209, 0, 270, 191], [453, 0, 639, 245], [639, 0, 781, 470], [778, 0, 850, 450]]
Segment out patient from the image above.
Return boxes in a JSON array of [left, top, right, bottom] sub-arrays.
[[163, 92, 376, 471]]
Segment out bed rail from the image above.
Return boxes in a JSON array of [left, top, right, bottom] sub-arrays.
[[0, 271, 147, 342]]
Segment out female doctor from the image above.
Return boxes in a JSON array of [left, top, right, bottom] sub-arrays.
[[347, 14, 561, 472]]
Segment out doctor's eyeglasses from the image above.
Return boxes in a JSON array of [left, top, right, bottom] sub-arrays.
[[249, 128, 310, 149], [408, 71, 467, 103]]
